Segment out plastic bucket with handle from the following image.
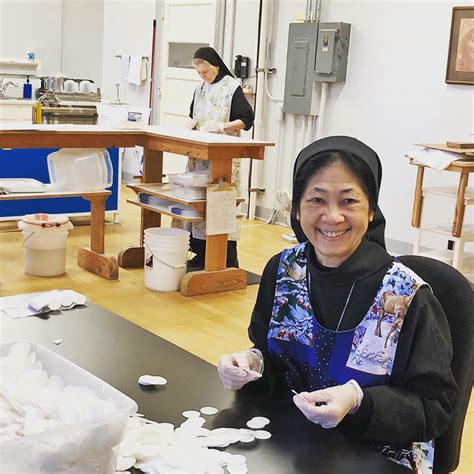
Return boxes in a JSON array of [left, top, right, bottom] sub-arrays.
[[143, 228, 190, 292], [18, 213, 74, 277]]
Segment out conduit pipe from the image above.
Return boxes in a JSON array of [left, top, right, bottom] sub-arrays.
[[248, 0, 270, 220], [226, 0, 237, 68], [316, 82, 329, 139]]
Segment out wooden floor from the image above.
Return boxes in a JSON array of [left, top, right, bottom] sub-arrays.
[[0, 187, 472, 472]]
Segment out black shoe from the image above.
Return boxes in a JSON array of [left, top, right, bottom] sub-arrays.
[[226, 241, 239, 268], [187, 255, 204, 268]]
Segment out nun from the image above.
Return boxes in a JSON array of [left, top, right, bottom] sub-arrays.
[[217, 136, 456, 470], [185, 47, 254, 269]]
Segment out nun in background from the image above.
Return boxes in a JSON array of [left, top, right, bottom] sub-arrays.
[[217, 136, 456, 471], [185, 47, 254, 269]]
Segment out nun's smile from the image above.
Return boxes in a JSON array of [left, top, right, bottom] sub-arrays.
[[298, 162, 374, 267]]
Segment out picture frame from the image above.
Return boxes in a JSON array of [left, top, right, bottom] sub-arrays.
[[446, 6, 474, 85]]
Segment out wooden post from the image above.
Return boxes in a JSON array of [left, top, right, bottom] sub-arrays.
[[453, 171, 469, 237], [87, 194, 107, 254], [205, 159, 233, 272], [411, 165, 425, 228], [119, 146, 163, 267], [78, 193, 119, 280]]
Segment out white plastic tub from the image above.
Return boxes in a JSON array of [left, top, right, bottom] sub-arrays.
[[18, 214, 74, 277], [96, 103, 150, 129], [144, 228, 190, 292], [47, 148, 113, 192], [0, 340, 138, 473]]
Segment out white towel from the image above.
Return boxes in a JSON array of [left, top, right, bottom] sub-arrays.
[[406, 148, 460, 171], [128, 56, 148, 85], [121, 55, 130, 81], [140, 57, 148, 82]]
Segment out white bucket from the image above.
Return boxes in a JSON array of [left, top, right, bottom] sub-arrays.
[[18, 214, 74, 277], [144, 228, 190, 292]]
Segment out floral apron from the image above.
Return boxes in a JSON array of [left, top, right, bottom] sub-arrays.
[[267, 242, 434, 472], [190, 75, 241, 240]]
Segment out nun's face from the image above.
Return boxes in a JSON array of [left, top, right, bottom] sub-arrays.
[[297, 162, 374, 267], [194, 63, 219, 83]]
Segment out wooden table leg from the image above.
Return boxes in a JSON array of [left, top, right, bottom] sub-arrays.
[[452, 171, 469, 238], [180, 158, 247, 296], [119, 147, 163, 268], [411, 165, 425, 228], [78, 194, 119, 280], [205, 159, 232, 271]]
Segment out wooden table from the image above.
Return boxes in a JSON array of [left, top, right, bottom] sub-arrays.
[[0, 125, 273, 293], [0, 126, 139, 280], [1, 300, 408, 473], [408, 144, 474, 270]]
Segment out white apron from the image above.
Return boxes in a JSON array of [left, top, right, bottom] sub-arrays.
[[190, 75, 242, 240]]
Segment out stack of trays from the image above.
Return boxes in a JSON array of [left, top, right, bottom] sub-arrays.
[[168, 172, 208, 200], [138, 194, 170, 207]]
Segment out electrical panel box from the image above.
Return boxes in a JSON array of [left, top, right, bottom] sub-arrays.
[[283, 22, 319, 115], [283, 21, 351, 115], [314, 22, 351, 83]]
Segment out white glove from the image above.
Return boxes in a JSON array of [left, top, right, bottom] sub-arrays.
[[201, 120, 225, 133], [218, 349, 263, 391], [184, 117, 197, 130], [293, 380, 364, 429]]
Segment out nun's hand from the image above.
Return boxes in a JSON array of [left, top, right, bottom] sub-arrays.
[[201, 120, 225, 133], [218, 349, 263, 391], [293, 380, 363, 429], [184, 117, 197, 130]]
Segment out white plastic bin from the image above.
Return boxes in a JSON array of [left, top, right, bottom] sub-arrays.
[[47, 148, 113, 192], [96, 103, 150, 129], [18, 214, 74, 277], [0, 340, 138, 474], [144, 227, 190, 292]]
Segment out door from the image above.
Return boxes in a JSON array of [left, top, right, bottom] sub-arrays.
[[158, 0, 219, 175]]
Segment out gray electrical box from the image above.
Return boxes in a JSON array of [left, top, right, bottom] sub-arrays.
[[314, 22, 351, 83], [283, 22, 319, 115], [283, 21, 351, 115]]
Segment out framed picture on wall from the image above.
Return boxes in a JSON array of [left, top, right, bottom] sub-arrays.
[[446, 6, 474, 85]]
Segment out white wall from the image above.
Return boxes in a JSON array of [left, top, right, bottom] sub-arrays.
[[0, 0, 154, 105], [250, 0, 473, 246], [102, 0, 155, 106], [227, 0, 260, 199], [62, 0, 104, 84], [0, 0, 63, 81]]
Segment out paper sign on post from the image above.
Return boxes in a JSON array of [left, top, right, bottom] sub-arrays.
[[206, 183, 237, 236]]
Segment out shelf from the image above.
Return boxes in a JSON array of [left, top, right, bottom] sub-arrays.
[[418, 249, 454, 265], [0, 58, 41, 77], [418, 249, 474, 274], [422, 186, 474, 204], [128, 183, 205, 209], [0, 189, 111, 201], [0, 58, 40, 67], [128, 183, 245, 213], [127, 199, 204, 222], [418, 223, 474, 241]]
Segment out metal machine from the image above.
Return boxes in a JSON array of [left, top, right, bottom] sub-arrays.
[[36, 77, 101, 125]]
